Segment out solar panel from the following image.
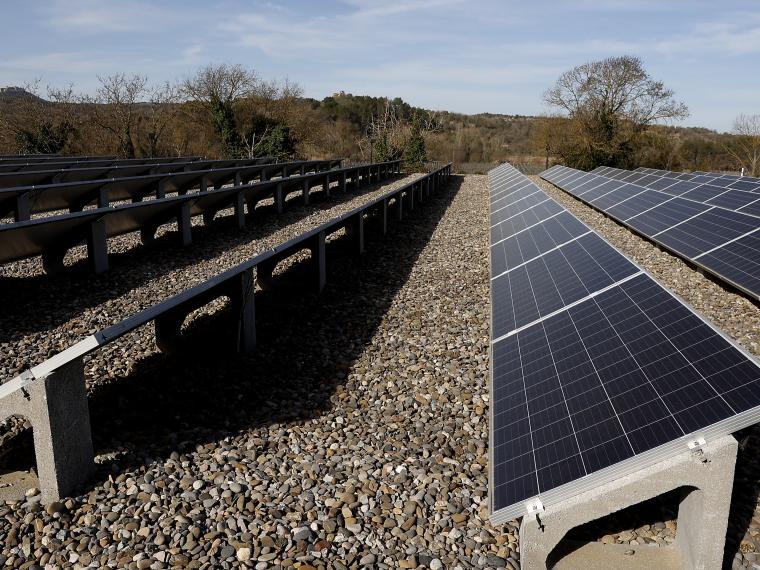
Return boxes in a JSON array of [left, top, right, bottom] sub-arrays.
[[489, 163, 760, 523], [541, 166, 760, 301], [632, 167, 760, 192], [654, 209, 757, 257], [625, 198, 709, 236], [696, 234, 760, 296]]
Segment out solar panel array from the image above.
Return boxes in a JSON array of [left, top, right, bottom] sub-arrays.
[[592, 166, 760, 216], [635, 166, 760, 188], [0, 159, 341, 222], [542, 165, 760, 301], [488, 163, 760, 523]]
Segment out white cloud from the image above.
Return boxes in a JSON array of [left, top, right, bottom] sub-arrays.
[[3, 0, 759, 130], [177, 43, 206, 66], [221, 0, 465, 58], [653, 16, 760, 56], [43, 0, 175, 33], [341, 0, 466, 19], [0, 52, 114, 74]]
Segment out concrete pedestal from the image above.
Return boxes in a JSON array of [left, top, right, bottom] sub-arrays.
[[519, 435, 738, 570], [0, 360, 94, 502]]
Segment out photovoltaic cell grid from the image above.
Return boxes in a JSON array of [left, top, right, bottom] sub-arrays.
[[592, 166, 760, 215], [541, 165, 760, 301], [635, 166, 760, 188], [488, 163, 760, 523]]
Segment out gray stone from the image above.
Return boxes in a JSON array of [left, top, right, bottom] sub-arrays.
[[520, 435, 738, 570]]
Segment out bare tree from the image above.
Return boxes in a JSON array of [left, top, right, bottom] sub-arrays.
[[181, 64, 260, 107], [0, 81, 80, 154], [726, 114, 760, 176], [140, 81, 180, 157], [531, 115, 565, 169], [544, 55, 689, 168], [236, 78, 303, 159], [181, 64, 263, 157], [86, 74, 148, 158]]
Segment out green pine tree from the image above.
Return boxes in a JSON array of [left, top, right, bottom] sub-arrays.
[[403, 116, 427, 171]]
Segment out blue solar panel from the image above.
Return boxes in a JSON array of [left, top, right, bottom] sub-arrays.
[[540, 167, 760, 301], [647, 178, 681, 192], [605, 190, 673, 221], [740, 201, 760, 217], [491, 212, 589, 276], [730, 180, 760, 192], [655, 209, 758, 257], [491, 233, 637, 338], [696, 233, 760, 296], [593, 183, 647, 209], [707, 190, 759, 211], [626, 198, 710, 235], [491, 192, 550, 226], [657, 180, 700, 195], [489, 164, 760, 523], [680, 184, 731, 203]]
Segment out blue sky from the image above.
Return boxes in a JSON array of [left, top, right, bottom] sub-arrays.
[[1, 0, 759, 132]]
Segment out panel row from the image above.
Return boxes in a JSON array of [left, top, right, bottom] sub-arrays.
[[541, 165, 760, 300], [635, 166, 760, 189], [592, 165, 760, 216], [488, 163, 760, 523]]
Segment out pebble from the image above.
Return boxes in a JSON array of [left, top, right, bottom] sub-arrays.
[[6, 171, 757, 569], [237, 548, 251, 562], [536, 174, 760, 569]]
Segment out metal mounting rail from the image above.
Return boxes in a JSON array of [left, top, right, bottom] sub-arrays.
[[0, 163, 452, 503], [0, 159, 340, 221], [0, 160, 398, 274]]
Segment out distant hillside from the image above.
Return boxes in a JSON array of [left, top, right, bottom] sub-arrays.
[[0, 85, 738, 172], [0, 87, 44, 102]]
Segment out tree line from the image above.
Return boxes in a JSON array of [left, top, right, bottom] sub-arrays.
[[0, 65, 433, 170], [0, 59, 757, 175], [534, 55, 760, 176]]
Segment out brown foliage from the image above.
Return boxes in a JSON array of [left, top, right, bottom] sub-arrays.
[[544, 55, 689, 169]]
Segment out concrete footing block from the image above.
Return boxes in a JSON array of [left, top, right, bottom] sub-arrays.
[[519, 435, 737, 570], [177, 203, 192, 246], [87, 219, 108, 274], [311, 231, 327, 292], [323, 174, 330, 196], [0, 360, 94, 503], [275, 183, 284, 214], [233, 193, 246, 228], [346, 213, 364, 254]]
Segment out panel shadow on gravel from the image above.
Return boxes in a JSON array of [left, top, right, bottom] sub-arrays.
[[722, 427, 760, 569], [0, 177, 402, 343], [82, 176, 463, 481]]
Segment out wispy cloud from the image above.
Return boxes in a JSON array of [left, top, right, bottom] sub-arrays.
[[176, 43, 206, 66], [2, 0, 759, 130], [0, 52, 116, 74], [43, 0, 175, 33], [653, 15, 760, 56], [221, 0, 464, 58], [342, 0, 466, 19]]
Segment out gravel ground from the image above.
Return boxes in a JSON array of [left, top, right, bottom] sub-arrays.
[[0, 174, 523, 569], [0, 174, 420, 382], [534, 175, 760, 569], [3, 171, 758, 569]]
